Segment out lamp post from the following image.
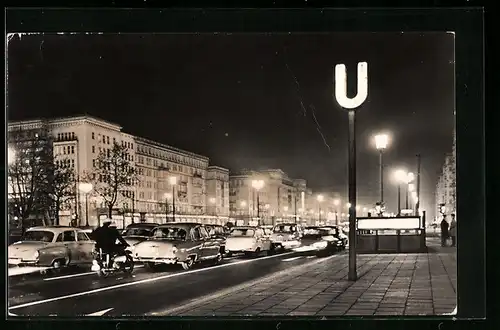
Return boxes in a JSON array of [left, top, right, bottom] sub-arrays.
[[394, 169, 407, 216], [209, 197, 217, 216], [317, 194, 324, 223], [333, 198, 340, 225], [374, 133, 389, 211], [406, 173, 415, 210], [78, 182, 93, 227], [251, 179, 265, 225], [169, 176, 177, 222], [164, 192, 172, 222]]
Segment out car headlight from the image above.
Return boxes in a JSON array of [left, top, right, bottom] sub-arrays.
[[172, 246, 178, 254], [33, 250, 39, 259], [313, 241, 328, 249]]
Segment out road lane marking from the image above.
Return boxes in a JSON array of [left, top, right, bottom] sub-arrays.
[[8, 251, 296, 311], [282, 256, 302, 262], [9, 267, 51, 277], [43, 265, 145, 281], [149, 253, 340, 316], [86, 308, 114, 316]]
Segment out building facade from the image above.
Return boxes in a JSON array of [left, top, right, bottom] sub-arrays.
[[435, 129, 457, 219], [8, 115, 230, 227], [229, 169, 324, 226], [206, 166, 230, 217]]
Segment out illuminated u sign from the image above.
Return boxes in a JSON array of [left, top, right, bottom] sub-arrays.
[[335, 62, 368, 109]]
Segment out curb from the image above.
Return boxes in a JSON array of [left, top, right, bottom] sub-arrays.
[[149, 253, 345, 316]]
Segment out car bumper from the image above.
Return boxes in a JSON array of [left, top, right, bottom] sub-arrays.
[[8, 258, 39, 267], [226, 247, 257, 253], [135, 257, 179, 265], [273, 240, 301, 248]]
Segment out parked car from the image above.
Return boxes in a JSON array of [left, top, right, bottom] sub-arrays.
[[270, 223, 304, 250], [225, 226, 273, 257], [302, 227, 343, 256], [8, 226, 95, 268], [205, 224, 229, 255], [121, 222, 158, 249], [133, 222, 222, 270], [321, 225, 348, 248]]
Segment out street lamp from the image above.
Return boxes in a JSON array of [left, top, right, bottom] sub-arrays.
[[317, 194, 324, 222], [251, 179, 265, 225], [164, 192, 172, 222], [333, 199, 340, 225], [240, 200, 247, 208], [78, 182, 93, 227], [169, 176, 177, 222], [374, 133, 389, 208], [393, 169, 408, 215]]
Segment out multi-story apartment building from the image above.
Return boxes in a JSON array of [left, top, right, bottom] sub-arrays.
[[435, 129, 457, 219], [229, 169, 316, 226], [8, 115, 230, 227], [206, 166, 230, 217]]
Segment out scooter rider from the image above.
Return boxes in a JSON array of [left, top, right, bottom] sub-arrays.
[[91, 220, 129, 258]]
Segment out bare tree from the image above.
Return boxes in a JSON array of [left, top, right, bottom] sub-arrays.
[[47, 162, 77, 225], [8, 127, 53, 230], [87, 142, 137, 218]]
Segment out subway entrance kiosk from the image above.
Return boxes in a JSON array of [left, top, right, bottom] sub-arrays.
[[356, 213, 427, 253]]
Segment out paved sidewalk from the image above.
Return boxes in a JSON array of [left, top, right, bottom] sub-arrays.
[[164, 239, 456, 316]]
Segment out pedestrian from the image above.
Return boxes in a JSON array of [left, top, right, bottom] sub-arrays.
[[440, 215, 449, 247], [449, 214, 456, 247]]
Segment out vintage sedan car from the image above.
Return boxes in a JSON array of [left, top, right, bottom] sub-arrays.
[[8, 226, 95, 268], [225, 226, 273, 257], [205, 224, 229, 255], [270, 223, 304, 250], [121, 222, 158, 249], [301, 227, 343, 256], [133, 222, 222, 270], [321, 225, 348, 249]]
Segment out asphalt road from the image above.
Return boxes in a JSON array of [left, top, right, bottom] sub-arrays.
[[8, 249, 327, 316]]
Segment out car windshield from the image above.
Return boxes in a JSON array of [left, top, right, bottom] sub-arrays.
[[304, 229, 331, 237], [323, 227, 340, 235], [23, 230, 54, 242], [273, 225, 296, 233], [230, 228, 255, 237], [207, 226, 225, 236], [123, 228, 152, 237], [152, 227, 188, 240]]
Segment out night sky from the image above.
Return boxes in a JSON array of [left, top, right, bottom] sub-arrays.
[[7, 33, 455, 218]]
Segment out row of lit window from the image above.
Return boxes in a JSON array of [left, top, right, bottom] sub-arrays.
[[55, 159, 75, 169], [136, 146, 205, 170], [56, 132, 76, 141], [55, 145, 75, 155]]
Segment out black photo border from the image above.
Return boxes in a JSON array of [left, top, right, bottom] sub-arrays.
[[5, 6, 486, 330]]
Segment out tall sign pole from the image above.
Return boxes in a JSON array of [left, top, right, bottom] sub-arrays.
[[416, 154, 422, 216], [335, 62, 368, 282]]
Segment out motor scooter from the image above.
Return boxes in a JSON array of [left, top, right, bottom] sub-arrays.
[[91, 245, 134, 277]]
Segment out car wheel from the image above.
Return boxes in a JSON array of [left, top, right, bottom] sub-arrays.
[[52, 258, 66, 269], [181, 256, 195, 270], [122, 255, 134, 274], [267, 245, 275, 256], [213, 253, 222, 265], [253, 248, 261, 258]]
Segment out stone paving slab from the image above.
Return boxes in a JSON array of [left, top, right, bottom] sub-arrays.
[[167, 241, 456, 316]]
